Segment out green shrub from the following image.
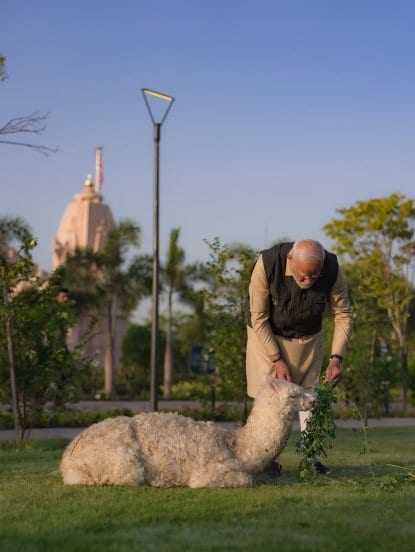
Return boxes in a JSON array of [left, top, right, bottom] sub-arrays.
[[170, 378, 212, 402], [0, 407, 134, 430], [162, 402, 244, 422]]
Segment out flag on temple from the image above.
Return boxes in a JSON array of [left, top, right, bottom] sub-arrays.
[[95, 146, 103, 191]]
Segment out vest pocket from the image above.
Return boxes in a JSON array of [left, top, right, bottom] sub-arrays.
[[311, 300, 326, 316]]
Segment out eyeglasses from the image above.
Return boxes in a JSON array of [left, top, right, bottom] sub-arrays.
[[291, 261, 324, 283]]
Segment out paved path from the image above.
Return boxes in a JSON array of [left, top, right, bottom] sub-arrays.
[[1, 417, 415, 441]]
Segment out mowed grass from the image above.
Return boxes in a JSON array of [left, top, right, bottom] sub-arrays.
[[1, 427, 414, 552]]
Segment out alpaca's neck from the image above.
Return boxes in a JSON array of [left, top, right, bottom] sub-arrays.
[[233, 398, 294, 471]]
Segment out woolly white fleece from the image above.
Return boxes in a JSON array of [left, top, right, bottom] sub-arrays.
[[60, 377, 312, 488]]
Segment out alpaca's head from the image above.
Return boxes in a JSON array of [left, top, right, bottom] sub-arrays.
[[256, 375, 314, 413]]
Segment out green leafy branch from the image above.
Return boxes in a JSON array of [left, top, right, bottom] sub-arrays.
[[296, 383, 375, 482], [296, 383, 340, 482]]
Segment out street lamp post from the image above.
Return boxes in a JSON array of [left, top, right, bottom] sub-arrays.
[[141, 88, 175, 412]]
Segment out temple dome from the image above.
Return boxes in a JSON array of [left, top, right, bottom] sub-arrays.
[[52, 175, 114, 269]]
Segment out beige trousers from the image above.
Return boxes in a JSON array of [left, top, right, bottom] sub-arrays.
[[246, 325, 324, 399]]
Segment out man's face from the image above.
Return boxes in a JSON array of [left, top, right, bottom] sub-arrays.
[[289, 257, 323, 289], [56, 291, 68, 304]]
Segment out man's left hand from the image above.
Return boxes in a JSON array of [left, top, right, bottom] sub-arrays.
[[323, 360, 342, 384]]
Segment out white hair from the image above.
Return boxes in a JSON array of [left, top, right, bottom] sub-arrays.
[[291, 240, 325, 264]]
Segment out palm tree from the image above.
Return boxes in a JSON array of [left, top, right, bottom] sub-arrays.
[[61, 220, 152, 398], [162, 228, 186, 398]]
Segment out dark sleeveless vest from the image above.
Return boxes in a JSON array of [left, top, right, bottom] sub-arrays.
[[249, 242, 339, 338]]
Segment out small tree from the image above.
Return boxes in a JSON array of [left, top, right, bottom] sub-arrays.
[[0, 217, 90, 441], [341, 267, 397, 422], [200, 238, 257, 406], [119, 323, 153, 398], [0, 217, 33, 438], [324, 193, 415, 412]]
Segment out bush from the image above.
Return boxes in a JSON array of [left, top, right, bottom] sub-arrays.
[[162, 403, 244, 422], [0, 402, 246, 429], [0, 407, 134, 430], [170, 378, 213, 402]]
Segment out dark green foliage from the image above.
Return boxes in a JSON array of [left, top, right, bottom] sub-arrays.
[[0, 217, 93, 440], [0, 407, 134, 430], [323, 193, 415, 412], [57, 220, 152, 398], [161, 227, 187, 397], [0, 279, 95, 436], [297, 383, 339, 482], [60, 221, 152, 317], [118, 323, 153, 398], [324, 262, 401, 419], [200, 238, 257, 402], [160, 402, 244, 422], [0, 403, 243, 429]]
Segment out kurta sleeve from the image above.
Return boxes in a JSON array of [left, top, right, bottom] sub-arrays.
[[249, 254, 281, 358], [328, 266, 353, 356]]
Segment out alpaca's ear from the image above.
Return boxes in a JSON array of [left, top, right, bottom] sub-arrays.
[[265, 373, 279, 393]]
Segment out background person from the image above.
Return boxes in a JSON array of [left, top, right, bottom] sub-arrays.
[[55, 287, 69, 304]]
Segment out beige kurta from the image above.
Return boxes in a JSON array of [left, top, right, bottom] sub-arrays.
[[246, 254, 352, 398]]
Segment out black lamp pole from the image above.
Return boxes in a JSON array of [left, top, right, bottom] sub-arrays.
[[141, 88, 174, 411]]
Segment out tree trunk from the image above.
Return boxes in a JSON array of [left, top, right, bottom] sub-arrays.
[[2, 273, 20, 441], [104, 301, 115, 398], [5, 312, 20, 440], [400, 343, 409, 414], [394, 318, 409, 414], [163, 289, 173, 398], [364, 329, 377, 427]]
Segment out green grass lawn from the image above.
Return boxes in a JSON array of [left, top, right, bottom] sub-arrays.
[[1, 428, 414, 552]]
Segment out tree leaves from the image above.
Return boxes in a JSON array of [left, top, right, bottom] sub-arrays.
[[323, 193, 415, 412], [296, 383, 339, 482]]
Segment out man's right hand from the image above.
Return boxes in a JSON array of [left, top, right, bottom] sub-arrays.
[[273, 359, 293, 382]]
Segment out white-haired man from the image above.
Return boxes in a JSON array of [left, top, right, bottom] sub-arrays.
[[246, 239, 352, 475]]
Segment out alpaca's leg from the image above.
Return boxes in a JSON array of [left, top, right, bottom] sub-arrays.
[[109, 452, 146, 485], [62, 448, 146, 486], [62, 468, 91, 486], [189, 459, 253, 488]]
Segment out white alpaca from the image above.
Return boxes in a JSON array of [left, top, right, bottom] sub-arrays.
[[60, 376, 313, 488]]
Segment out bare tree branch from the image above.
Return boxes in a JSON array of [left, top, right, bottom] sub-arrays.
[[0, 112, 58, 155], [0, 112, 48, 135], [1, 56, 57, 154], [0, 54, 7, 81], [0, 139, 58, 156]]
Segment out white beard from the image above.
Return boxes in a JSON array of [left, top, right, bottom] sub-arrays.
[[294, 280, 313, 290]]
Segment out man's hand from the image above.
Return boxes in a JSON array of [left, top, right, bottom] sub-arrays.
[[323, 359, 342, 384], [273, 359, 293, 382]]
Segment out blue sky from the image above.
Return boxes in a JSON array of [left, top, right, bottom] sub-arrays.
[[2, 0, 415, 277]]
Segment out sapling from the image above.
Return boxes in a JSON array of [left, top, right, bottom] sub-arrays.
[[296, 383, 339, 482]]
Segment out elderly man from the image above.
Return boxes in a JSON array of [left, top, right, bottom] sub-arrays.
[[246, 239, 352, 475]]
